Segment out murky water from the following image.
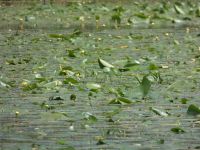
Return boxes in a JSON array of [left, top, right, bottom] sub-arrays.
[[1, 1, 200, 149]]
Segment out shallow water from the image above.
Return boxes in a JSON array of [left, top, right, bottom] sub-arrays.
[[1, 2, 200, 150]]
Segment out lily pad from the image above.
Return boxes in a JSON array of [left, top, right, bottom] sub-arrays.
[[187, 104, 200, 115], [98, 58, 114, 69], [83, 112, 98, 122], [174, 5, 185, 15], [150, 107, 168, 117], [86, 83, 101, 90], [109, 97, 133, 105], [171, 127, 185, 134]]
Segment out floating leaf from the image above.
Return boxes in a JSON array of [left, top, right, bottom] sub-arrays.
[[148, 63, 159, 70], [174, 5, 185, 14], [68, 50, 76, 58], [95, 136, 106, 145], [95, 15, 100, 21], [118, 68, 130, 72], [98, 58, 114, 69], [21, 80, 38, 91], [109, 97, 133, 105], [86, 83, 101, 90], [158, 139, 165, 144], [49, 34, 67, 39], [124, 62, 140, 68], [187, 104, 200, 115], [83, 112, 97, 122], [180, 98, 189, 104], [134, 12, 149, 19], [49, 96, 64, 101], [171, 127, 185, 134], [150, 107, 168, 117], [96, 139, 106, 145], [35, 73, 46, 82], [70, 94, 76, 101], [57, 140, 66, 145], [0, 81, 11, 88], [63, 78, 78, 84], [5, 59, 16, 65], [117, 97, 133, 104], [43, 80, 62, 88], [104, 108, 121, 118]]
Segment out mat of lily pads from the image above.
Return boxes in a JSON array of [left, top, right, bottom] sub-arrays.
[[0, 1, 200, 150]]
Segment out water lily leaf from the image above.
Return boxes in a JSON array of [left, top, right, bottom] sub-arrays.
[[0, 81, 11, 88], [43, 80, 62, 87], [68, 50, 76, 58], [134, 12, 149, 19], [118, 68, 130, 72], [118, 97, 133, 104], [109, 98, 122, 104], [5, 59, 16, 65], [148, 63, 159, 70], [174, 5, 185, 14], [180, 98, 189, 104], [49, 34, 67, 39], [109, 97, 133, 105], [171, 127, 185, 134], [150, 107, 168, 117], [187, 104, 200, 115], [95, 15, 100, 20], [86, 83, 101, 90], [83, 112, 97, 122], [124, 62, 140, 68], [49, 96, 64, 101], [158, 139, 165, 144], [70, 29, 82, 38], [21, 80, 38, 91], [98, 58, 114, 69], [104, 108, 121, 118], [56, 140, 66, 145], [63, 78, 78, 84], [70, 94, 76, 101], [96, 139, 106, 145], [35, 73, 46, 82]]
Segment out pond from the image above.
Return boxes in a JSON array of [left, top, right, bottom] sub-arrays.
[[0, 1, 200, 150]]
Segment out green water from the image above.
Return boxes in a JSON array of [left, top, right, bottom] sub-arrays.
[[0, 1, 200, 150]]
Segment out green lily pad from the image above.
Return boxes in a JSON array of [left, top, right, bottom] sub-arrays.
[[109, 97, 133, 105], [171, 127, 185, 134], [187, 104, 200, 115], [150, 107, 168, 117], [86, 83, 101, 90], [63, 78, 79, 84], [174, 5, 185, 15], [83, 112, 98, 122], [98, 58, 114, 69]]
